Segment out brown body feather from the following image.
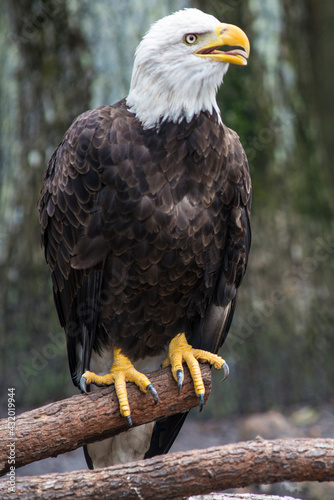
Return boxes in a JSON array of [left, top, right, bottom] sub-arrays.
[[40, 99, 250, 373], [39, 98, 251, 459]]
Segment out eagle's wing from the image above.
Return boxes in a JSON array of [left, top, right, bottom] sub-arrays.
[[39, 106, 110, 385], [194, 126, 251, 352], [145, 128, 251, 458]]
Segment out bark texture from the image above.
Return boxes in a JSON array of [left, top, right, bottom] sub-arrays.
[[1, 438, 333, 499], [0, 364, 211, 475]]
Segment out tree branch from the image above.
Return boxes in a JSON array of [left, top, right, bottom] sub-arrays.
[[0, 364, 211, 475], [1, 438, 333, 499]]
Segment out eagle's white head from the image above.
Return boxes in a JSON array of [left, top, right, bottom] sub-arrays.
[[126, 8, 250, 129]]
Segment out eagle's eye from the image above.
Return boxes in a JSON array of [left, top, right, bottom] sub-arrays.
[[184, 33, 198, 45]]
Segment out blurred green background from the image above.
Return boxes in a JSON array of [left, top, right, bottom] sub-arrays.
[[1, 0, 334, 417]]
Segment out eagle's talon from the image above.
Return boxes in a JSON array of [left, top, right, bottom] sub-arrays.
[[80, 375, 88, 394], [222, 361, 230, 382], [198, 393, 204, 412], [165, 333, 227, 406], [147, 384, 159, 404], [176, 369, 183, 395], [79, 351, 157, 423]]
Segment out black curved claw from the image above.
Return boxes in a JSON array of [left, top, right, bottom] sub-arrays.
[[126, 415, 132, 427], [198, 393, 204, 412], [147, 384, 159, 404], [221, 361, 230, 382], [80, 375, 88, 394], [176, 369, 183, 395]]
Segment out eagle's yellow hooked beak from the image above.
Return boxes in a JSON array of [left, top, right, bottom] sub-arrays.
[[195, 23, 250, 66]]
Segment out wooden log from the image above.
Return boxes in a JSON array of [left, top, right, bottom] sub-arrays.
[[0, 364, 211, 475], [1, 437, 333, 499]]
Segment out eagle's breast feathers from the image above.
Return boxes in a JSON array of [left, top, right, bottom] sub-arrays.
[[40, 100, 251, 370]]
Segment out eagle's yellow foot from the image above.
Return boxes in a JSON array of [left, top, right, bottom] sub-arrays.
[[162, 333, 229, 411], [80, 348, 158, 427]]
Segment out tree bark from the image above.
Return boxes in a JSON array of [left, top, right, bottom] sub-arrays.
[[0, 364, 211, 475], [1, 437, 333, 499]]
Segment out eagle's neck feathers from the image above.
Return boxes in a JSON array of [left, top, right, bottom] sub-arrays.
[[126, 61, 225, 129]]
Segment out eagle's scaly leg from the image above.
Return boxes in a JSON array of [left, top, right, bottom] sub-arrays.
[[162, 333, 229, 411], [80, 349, 158, 426]]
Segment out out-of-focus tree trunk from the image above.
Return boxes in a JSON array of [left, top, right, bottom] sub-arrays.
[[1, 0, 93, 405], [308, 0, 334, 181]]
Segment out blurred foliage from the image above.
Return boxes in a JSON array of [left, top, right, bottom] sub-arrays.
[[1, 0, 334, 416]]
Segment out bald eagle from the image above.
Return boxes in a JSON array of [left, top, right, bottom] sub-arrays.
[[39, 8, 251, 468]]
